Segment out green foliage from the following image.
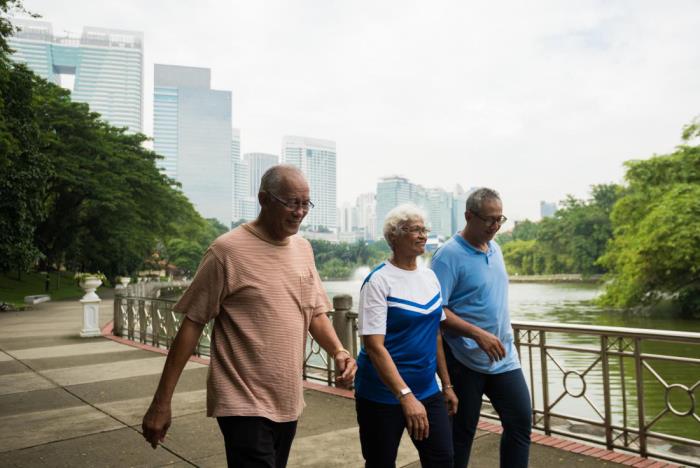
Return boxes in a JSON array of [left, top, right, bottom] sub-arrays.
[[497, 219, 539, 245], [161, 218, 229, 276], [501, 239, 544, 275], [311, 240, 391, 280], [0, 270, 82, 307], [599, 130, 700, 316], [499, 184, 620, 276]]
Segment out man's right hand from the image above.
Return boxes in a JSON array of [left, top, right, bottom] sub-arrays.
[[142, 401, 172, 449], [474, 329, 506, 361]]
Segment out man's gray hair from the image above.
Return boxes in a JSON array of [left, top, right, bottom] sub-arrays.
[[466, 187, 501, 213], [259, 164, 306, 193], [383, 203, 427, 248]]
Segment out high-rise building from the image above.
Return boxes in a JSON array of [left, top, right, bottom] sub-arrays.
[[540, 201, 557, 219], [244, 153, 279, 198], [427, 188, 453, 238], [282, 136, 337, 230], [355, 192, 377, 241], [375, 176, 412, 239], [9, 19, 143, 132], [154, 64, 232, 226]]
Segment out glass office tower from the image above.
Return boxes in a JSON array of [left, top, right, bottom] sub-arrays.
[[154, 64, 232, 226], [282, 136, 337, 230], [9, 19, 143, 133]]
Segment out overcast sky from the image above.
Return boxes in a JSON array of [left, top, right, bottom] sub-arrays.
[[15, 0, 700, 223]]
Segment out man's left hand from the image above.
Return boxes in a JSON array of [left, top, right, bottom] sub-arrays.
[[334, 351, 357, 388]]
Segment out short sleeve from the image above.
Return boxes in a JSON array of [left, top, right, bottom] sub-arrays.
[[311, 264, 332, 316], [175, 249, 228, 324], [357, 279, 388, 335], [431, 255, 456, 307]]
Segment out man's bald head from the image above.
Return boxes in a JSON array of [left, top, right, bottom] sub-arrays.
[[259, 164, 307, 195]]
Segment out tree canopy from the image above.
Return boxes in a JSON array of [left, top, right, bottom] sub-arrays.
[[598, 121, 700, 316]]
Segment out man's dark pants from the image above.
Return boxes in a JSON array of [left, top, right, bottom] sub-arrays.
[[217, 416, 297, 468], [444, 343, 532, 468], [356, 392, 453, 467]]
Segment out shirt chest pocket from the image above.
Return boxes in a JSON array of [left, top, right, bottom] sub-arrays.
[[300, 271, 316, 311]]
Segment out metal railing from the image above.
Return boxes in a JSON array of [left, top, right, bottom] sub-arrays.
[[112, 293, 699, 466], [511, 321, 700, 466]]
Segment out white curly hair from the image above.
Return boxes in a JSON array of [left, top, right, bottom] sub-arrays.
[[383, 203, 427, 248]]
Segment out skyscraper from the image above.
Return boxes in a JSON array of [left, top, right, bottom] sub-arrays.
[[355, 192, 377, 241], [427, 188, 453, 238], [540, 201, 557, 219], [9, 19, 143, 133], [375, 176, 412, 239], [244, 153, 279, 198], [282, 136, 337, 230], [154, 64, 232, 226]]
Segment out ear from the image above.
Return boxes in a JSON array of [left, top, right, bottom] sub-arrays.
[[464, 210, 470, 222], [258, 191, 267, 207]]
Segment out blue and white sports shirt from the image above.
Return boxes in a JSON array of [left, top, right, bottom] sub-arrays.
[[354, 261, 445, 404]]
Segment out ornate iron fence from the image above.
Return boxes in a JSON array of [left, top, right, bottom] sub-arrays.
[[511, 321, 700, 466], [112, 294, 699, 466]]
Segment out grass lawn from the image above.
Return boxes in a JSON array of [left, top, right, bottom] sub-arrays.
[[0, 271, 84, 308]]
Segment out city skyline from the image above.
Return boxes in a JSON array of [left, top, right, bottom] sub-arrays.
[[9, 1, 700, 224]]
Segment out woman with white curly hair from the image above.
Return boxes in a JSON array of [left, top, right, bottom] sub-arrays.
[[354, 203, 457, 467]]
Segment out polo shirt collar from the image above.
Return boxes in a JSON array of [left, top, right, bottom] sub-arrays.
[[454, 234, 494, 256]]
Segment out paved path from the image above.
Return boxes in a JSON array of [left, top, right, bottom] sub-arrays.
[[0, 296, 679, 467]]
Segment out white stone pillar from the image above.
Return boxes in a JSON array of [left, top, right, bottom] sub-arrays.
[[79, 277, 102, 337]]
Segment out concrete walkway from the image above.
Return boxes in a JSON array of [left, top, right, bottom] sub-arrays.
[[0, 296, 678, 467]]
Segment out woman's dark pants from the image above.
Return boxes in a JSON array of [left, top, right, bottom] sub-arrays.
[[356, 392, 453, 468]]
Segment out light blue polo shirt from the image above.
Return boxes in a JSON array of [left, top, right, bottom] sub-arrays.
[[431, 234, 520, 374]]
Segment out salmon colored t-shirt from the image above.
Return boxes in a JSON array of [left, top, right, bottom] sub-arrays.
[[173, 223, 331, 422]]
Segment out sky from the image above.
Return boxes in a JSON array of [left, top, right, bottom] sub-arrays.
[[12, 0, 700, 224]]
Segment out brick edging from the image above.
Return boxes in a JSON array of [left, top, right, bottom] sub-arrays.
[[478, 421, 680, 467], [101, 322, 677, 467]]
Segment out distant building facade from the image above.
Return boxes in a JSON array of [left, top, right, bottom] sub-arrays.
[[154, 64, 232, 226], [9, 19, 143, 132], [282, 136, 337, 230], [540, 201, 557, 219]]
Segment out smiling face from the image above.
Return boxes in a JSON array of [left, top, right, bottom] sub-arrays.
[[466, 197, 504, 244], [390, 219, 428, 258], [259, 169, 310, 241]]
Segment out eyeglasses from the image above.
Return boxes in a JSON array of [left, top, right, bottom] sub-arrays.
[[401, 226, 431, 235], [471, 211, 507, 226], [267, 192, 315, 212]]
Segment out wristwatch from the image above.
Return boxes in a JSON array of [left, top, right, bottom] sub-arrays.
[[397, 387, 413, 399]]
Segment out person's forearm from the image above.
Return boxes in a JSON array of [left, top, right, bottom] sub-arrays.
[[152, 317, 205, 405], [435, 332, 451, 387], [441, 306, 484, 338], [363, 337, 409, 396], [309, 313, 345, 355]]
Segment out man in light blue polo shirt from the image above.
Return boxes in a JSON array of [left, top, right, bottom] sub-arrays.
[[431, 187, 531, 468]]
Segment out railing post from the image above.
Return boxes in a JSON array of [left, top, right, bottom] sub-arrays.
[[634, 338, 647, 457], [539, 331, 551, 435], [113, 288, 124, 337], [601, 335, 613, 450], [332, 295, 354, 356]]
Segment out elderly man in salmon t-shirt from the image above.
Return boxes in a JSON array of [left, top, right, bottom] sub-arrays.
[[141, 164, 357, 468]]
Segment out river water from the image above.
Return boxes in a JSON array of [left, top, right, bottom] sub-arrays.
[[323, 280, 700, 445]]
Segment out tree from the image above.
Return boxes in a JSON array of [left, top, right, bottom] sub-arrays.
[[599, 121, 700, 317], [0, 2, 49, 276]]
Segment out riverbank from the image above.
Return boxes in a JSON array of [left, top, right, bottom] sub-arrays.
[[509, 273, 602, 283]]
